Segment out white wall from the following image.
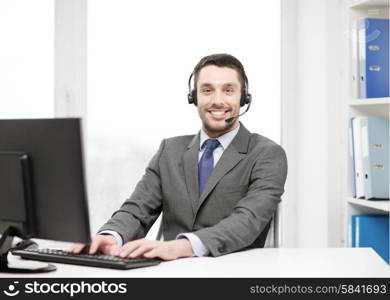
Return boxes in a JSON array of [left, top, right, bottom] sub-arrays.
[[0, 0, 54, 118], [281, 0, 344, 247]]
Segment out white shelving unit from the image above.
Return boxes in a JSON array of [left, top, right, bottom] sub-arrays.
[[347, 198, 390, 213], [342, 0, 389, 246], [348, 97, 390, 106], [349, 0, 389, 9]]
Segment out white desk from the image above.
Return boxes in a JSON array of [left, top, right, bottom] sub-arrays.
[[2, 240, 390, 278]]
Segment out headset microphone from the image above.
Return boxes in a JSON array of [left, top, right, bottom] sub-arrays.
[[225, 101, 251, 123]]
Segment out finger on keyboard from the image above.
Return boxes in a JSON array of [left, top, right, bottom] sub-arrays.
[[88, 241, 99, 255], [65, 243, 86, 254], [89, 236, 108, 254]]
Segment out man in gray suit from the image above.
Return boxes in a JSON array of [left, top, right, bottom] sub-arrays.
[[68, 53, 287, 260]]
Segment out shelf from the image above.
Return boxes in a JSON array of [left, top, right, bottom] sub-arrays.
[[349, 0, 389, 9], [344, 0, 390, 248], [349, 97, 390, 106], [347, 197, 390, 212]]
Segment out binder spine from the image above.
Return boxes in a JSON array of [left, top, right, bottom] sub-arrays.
[[358, 19, 367, 98]]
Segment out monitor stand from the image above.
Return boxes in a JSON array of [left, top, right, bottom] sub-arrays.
[[0, 226, 56, 273]]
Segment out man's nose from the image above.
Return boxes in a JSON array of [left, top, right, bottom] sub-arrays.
[[211, 90, 224, 105]]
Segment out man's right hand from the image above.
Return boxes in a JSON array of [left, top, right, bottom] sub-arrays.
[[65, 234, 119, 255]]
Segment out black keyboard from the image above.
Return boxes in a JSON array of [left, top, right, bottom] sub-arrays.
[[11, 248, 162, 270]]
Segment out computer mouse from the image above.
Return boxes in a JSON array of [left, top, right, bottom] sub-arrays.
[[14, 239, 38, 250]]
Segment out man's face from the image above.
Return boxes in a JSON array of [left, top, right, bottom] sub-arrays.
[[196, 65, 242, 137]]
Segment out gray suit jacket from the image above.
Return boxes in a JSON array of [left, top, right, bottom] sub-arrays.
[[99, 123, 288, 256]]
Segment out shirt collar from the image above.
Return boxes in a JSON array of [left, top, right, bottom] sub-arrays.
[[199, 124, 240, 151]]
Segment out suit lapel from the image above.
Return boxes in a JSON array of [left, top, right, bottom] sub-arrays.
[[196, 123, 251, 213], [182, 133, 200, 213]]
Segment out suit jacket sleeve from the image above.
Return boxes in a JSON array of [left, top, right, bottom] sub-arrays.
[[194, 143, 288, 257], [98, 140, 165, 242]]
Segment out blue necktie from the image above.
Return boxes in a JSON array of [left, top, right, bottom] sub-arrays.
[[198, 139, 220, 196]]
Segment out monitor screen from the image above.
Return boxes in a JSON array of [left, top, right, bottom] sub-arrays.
[[0, 118, 90, 243]]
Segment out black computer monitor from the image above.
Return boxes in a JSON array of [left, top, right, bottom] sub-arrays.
[[0, 118, 91, 271]]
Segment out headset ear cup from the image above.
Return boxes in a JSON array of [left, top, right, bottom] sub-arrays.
[[192, 90, 197, 106], [246, 93, 252, 105], [187, 90, 197, 106], [240, 93, 252, 107], [187, 72, 197, 106], [187, 93, 193, 105]]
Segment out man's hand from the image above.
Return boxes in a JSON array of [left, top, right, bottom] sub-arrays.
[[65, 234, 119, 255], [113, 239, 194, 261]]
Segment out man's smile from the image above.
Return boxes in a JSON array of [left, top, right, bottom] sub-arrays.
[[207, 109, 231, 120]]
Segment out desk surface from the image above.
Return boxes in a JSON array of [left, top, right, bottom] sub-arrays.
[[2, 240, 390, 278]]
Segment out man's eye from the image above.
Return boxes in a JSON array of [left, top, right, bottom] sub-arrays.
[[225, 89, 234, 93], [202, 89, 211, 93]]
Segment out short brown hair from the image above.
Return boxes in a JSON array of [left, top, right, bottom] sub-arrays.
[[193, 53, 247, 92]]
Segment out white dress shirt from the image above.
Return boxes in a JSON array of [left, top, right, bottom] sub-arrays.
[[101, 124, 241, 257]]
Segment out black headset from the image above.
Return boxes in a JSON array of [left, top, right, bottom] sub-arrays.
[[187, 72, 252, 107]]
